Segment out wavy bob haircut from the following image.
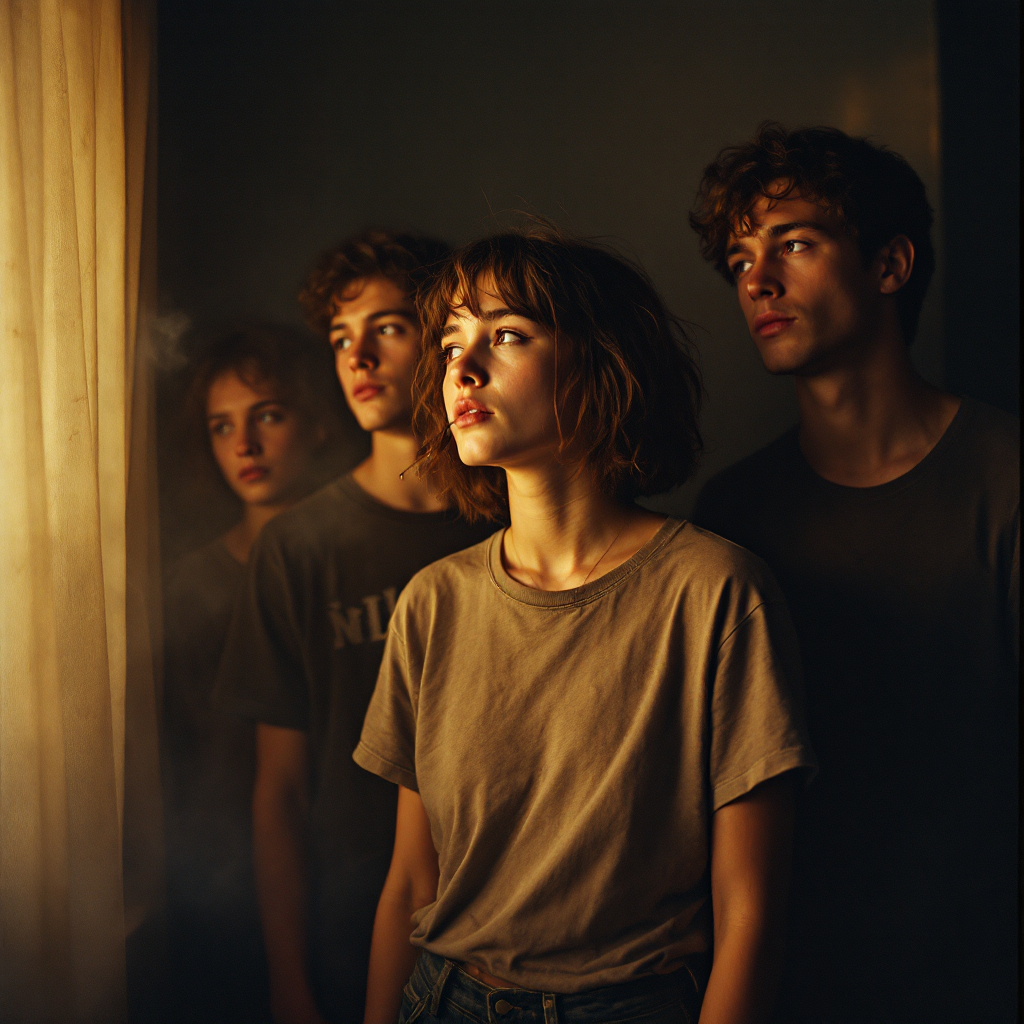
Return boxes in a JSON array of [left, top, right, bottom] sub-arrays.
[[412, 229, 704, 522], [690, 121, 935, 342]]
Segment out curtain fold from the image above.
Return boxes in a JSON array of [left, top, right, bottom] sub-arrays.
[[0, 1, 159, 1020]]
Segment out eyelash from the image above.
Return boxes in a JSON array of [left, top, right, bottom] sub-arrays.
[[440, 327, 528, 362], [731, 239, 811, 277]]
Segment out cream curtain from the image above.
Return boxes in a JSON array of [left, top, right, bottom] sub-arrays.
[[0, 1, 160, 1020]]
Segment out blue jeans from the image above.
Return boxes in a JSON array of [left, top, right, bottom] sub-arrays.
[[398, 950, 705, 1024]]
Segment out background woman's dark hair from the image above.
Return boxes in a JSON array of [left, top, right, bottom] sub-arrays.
[[168, 323, 355, 552], [184, 322, 343, 435], [413, 228, 704, 522], [299, 229, 453, 335], [689, 121, 935, 342]]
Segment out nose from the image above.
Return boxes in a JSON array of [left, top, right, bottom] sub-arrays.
[[347, 328, 379, 371], [237, 419, 262, 456], [744, 257, 784, 303], [448, 346, 488, 389]]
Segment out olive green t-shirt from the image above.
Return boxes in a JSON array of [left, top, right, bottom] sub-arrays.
[[355, 518, 815, 992]]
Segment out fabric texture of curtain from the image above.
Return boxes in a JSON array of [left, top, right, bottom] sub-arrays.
[[0, 0, 160, 1020]]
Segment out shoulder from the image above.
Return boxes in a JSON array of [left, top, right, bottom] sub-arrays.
[[265, 477, 350, 541], [249, 476, 361, 570], [401, 531, 497, 598], [961, 398, 1020, 468], [946, 399, 1020, 519], [692, 429, 798, 529], [626, 521, 794, 654], [164, 538, 244, 630], [166, 538, 239, 599], [670, 520, 781, 597], [388, 532, 499, 627]]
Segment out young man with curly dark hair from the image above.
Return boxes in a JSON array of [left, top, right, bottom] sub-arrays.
[[691, 123, 1019, 1021], [214, 231, 491, 1024]]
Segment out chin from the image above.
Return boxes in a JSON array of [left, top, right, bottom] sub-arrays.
[[453, 447, 493, 468], [754, 340, 813, 376], [452, 437, 505, 468], [353, 410, 396, 433]]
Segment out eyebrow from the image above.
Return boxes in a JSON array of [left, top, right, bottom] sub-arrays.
[[441, 307, 526, 338], [725, 220, 833, 259], [207, 398, 283, 420], [330, 307, 416, 331]]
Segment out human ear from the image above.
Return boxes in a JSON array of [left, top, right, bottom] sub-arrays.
[[875, 235, 915, 295]]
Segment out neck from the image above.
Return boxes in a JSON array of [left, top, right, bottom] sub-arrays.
[[794, 325, 960, 487], [503, 462, 664, 591], [223, 501, 290, 563], [351, 428, 447, 513]]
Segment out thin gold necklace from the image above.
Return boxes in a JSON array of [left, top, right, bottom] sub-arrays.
[[508, 520, 627, 591]]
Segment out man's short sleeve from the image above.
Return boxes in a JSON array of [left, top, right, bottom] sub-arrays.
[[213, 532, 309, 729], [353, 615, 418, 792], [710, 593, 817, 811]]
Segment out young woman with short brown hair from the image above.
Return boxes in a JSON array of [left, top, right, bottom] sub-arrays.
[[356, 229, 815, 1024]]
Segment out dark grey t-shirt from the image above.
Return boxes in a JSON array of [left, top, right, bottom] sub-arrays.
[[213, 474, 490, 1011], [163, 539, 269, 1019], [693, 397, 1019, 1022]]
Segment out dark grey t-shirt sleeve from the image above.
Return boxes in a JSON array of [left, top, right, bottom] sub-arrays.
[[354, 610, 419, 792], [213, 531, 309, 730]]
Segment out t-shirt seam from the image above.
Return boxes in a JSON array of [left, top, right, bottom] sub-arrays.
[[715, 601, 767, 653]]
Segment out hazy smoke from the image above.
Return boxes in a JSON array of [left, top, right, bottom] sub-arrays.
[[148, 309, 193, 375]]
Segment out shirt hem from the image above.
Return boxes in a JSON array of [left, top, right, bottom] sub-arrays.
[[353, 741, 418, 792], [213, 696, 308, 731], [712, 746, 817, 812]]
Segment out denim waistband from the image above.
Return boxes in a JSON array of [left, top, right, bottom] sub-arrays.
[[402, 949, 708, 1024]]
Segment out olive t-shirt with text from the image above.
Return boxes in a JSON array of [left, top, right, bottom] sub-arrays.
[[213, 474, 490, 1011], [355, 518, 816, 992]]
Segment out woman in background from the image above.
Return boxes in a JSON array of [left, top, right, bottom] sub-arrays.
[[356, 230, 816, 1024], [162, 324, 343, 1023]]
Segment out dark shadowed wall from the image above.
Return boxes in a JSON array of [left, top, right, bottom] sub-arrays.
[[157, 0, 1016, 556], [935, 0, 1020, 416]]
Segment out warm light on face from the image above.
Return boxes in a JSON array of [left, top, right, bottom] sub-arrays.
[[440, 280, 560, 472], [328, 276, 420, 434], [726, 191, 877, 376], [205, 370, 319, 507]]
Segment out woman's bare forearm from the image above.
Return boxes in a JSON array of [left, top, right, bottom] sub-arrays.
[[364, 785, 440, 1024], [363, 873, 426, 1024], [697, 911, 783, 1024], [698, 774, 795, 1024]]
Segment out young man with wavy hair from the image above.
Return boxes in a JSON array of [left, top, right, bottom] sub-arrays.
[[691, 123, 1019, 1021], [214, 231, 490, 1024]]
